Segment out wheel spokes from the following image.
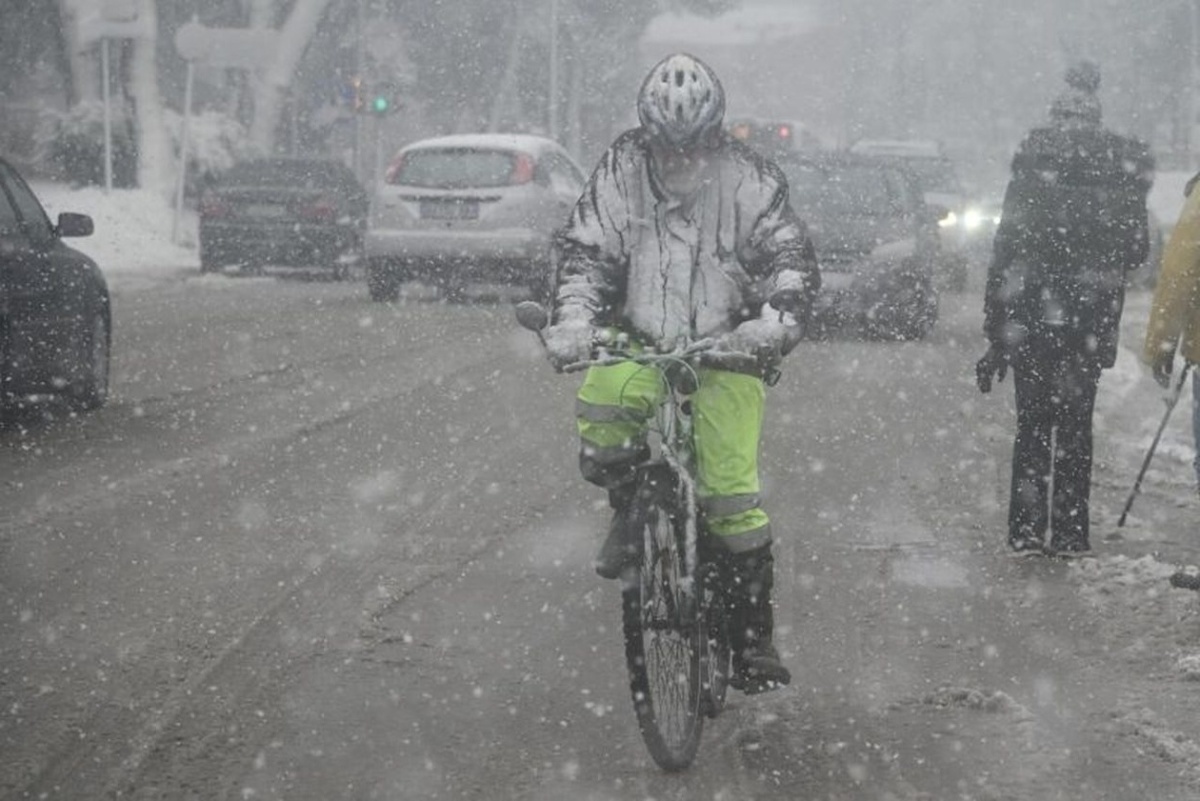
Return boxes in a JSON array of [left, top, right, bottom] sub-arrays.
[[637, 510, 701, 751]]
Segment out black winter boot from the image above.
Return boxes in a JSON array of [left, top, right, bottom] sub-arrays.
[[594, 483, 639, 579], [726, 545, 791, 694]]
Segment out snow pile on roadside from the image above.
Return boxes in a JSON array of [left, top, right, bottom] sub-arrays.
[[1068, 555, 1200, 662], [27, 180, 199, 277], [921, 685, 1030, 718], [1149, 170, 1194, 228], [1111, 705, 1200, 784]]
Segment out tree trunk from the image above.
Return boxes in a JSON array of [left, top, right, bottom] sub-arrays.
[[249, 0, 333, 155], [488, 18, 524, 132], [56, 0, 100, 103], [128, 0, 170, 193]]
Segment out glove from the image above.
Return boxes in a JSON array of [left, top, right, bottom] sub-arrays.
[[543, 319, 595, 371], [1152, 351, 1174, 389], [718, 316, 800, 369], [975, 345, 1008, 394]]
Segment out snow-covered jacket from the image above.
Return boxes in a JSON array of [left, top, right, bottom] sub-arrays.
[[1144, 173, 1200, 368], [552, 129, 819, 347]]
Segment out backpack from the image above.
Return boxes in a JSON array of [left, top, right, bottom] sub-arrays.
[[1007, 126, 1152, 280]]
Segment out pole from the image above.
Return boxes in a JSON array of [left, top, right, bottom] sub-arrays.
[[374, 116, 383, 189], [1118, 364, 1193, 527], [102, 38, 113, 194], [1191, 0, 1199, 168], [172, 60, 194, 245], [354, 0, 366, 182], [548, 0, 559, 140]]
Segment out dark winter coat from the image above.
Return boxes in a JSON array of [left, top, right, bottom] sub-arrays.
[[983, 124, 1153, 368]]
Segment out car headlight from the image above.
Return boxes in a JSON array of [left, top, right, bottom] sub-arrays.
[[937, 210, 958, 228], [962, 207, 984, 230]]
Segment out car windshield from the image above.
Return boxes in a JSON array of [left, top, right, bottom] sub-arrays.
[[783, 162, 895, 217], [219, 160, 350, 189], [390, 148, 523, 189]]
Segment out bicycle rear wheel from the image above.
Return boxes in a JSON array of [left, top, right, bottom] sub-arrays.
[[621, 477, 705, 771]]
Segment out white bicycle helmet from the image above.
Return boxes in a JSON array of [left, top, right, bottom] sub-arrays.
[[637, 53, 726, 149]]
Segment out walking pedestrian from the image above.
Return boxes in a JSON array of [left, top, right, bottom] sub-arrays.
[[976, 60, 1154, 556]]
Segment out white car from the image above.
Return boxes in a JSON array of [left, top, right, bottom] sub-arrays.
[[365, 133, 586, 302]]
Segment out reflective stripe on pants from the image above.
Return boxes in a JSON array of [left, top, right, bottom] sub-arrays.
[[576, 360, 771, 549]]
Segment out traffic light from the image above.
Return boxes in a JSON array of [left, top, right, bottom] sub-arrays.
[[369, 82, 398, 116]]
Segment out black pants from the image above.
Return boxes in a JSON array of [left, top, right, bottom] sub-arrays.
[[1009, 332, 1102, 550]]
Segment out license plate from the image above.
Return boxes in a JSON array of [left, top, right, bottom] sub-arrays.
[[245, 203, 287, 218], [420, 200, 478, 221]]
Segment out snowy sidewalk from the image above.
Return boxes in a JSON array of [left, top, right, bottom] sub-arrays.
[[29, 180, 200, 290]]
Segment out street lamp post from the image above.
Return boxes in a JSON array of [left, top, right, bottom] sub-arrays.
[[549, 0, 559, 140], [1191, 0, 1199, 167]]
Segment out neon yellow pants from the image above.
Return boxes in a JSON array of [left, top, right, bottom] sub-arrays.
[[575, 361, 771, 553]]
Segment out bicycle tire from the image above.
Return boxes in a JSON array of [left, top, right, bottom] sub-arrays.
[[621, 472, 706, 771], [699, 561, 732, 719]]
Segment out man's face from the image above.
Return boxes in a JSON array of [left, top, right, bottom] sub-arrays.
[[649, 139, 715, 196]]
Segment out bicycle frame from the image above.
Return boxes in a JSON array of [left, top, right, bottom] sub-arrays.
[[516, 299, 786, 770], [575, 342, 714, 589]]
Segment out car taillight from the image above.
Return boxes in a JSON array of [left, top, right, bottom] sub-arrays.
[[199, 191, 229, 218], [510, 153, 535, 185], [384, 154, 406, 185], [295, 196, 338, 223]]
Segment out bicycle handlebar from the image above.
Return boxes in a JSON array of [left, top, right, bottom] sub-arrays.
[[515, 300, 774, 380], [561, 338, 760, 375]]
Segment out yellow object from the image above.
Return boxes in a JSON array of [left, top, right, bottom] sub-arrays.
[[1144, 180, 1200, 368]]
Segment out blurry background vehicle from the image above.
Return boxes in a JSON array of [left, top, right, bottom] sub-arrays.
[[0, 158, 109, 416], [728, 117, 822, 159], [198, 157, 368, 279], [777, 151, 940, 340], [958, 195, 1003, 270], [365, 134, 585, 303], [848, 139, 970, 291]]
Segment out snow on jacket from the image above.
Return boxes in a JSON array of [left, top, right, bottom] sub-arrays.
[[1144, 173, 1200, 368], [552, 128, 820, 347], [984, 124, 1152, 369]]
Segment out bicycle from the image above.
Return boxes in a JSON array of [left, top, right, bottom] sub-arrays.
[[516, 299, 795, 771]]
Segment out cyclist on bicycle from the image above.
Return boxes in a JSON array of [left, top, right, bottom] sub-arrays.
[[542, 53, 820, 693]]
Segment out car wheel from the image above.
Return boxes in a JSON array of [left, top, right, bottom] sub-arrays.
[[71, 311, 110, 412], [440, 278, 467, 304], [367, 260, 400, 302], [906, 295, 939, 340], [0, 333, 10, 426], [199, 248, 219, 274], [945, 255, 968, 293], [896, 280, 938, 340]]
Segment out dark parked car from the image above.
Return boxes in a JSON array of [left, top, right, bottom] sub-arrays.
[[848, 139, 970, 291], [0, 158, 109, 416], [199, 157, 368, 277], [777, 151, 941, 340]]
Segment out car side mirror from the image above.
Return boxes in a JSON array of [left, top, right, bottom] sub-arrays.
[[56, 212, 94, 238]]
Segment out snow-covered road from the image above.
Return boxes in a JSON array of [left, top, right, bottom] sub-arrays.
[[1, 259, 1199, 797]]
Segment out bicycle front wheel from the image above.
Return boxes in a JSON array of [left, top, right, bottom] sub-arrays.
[[621, 480, 705, 772]]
